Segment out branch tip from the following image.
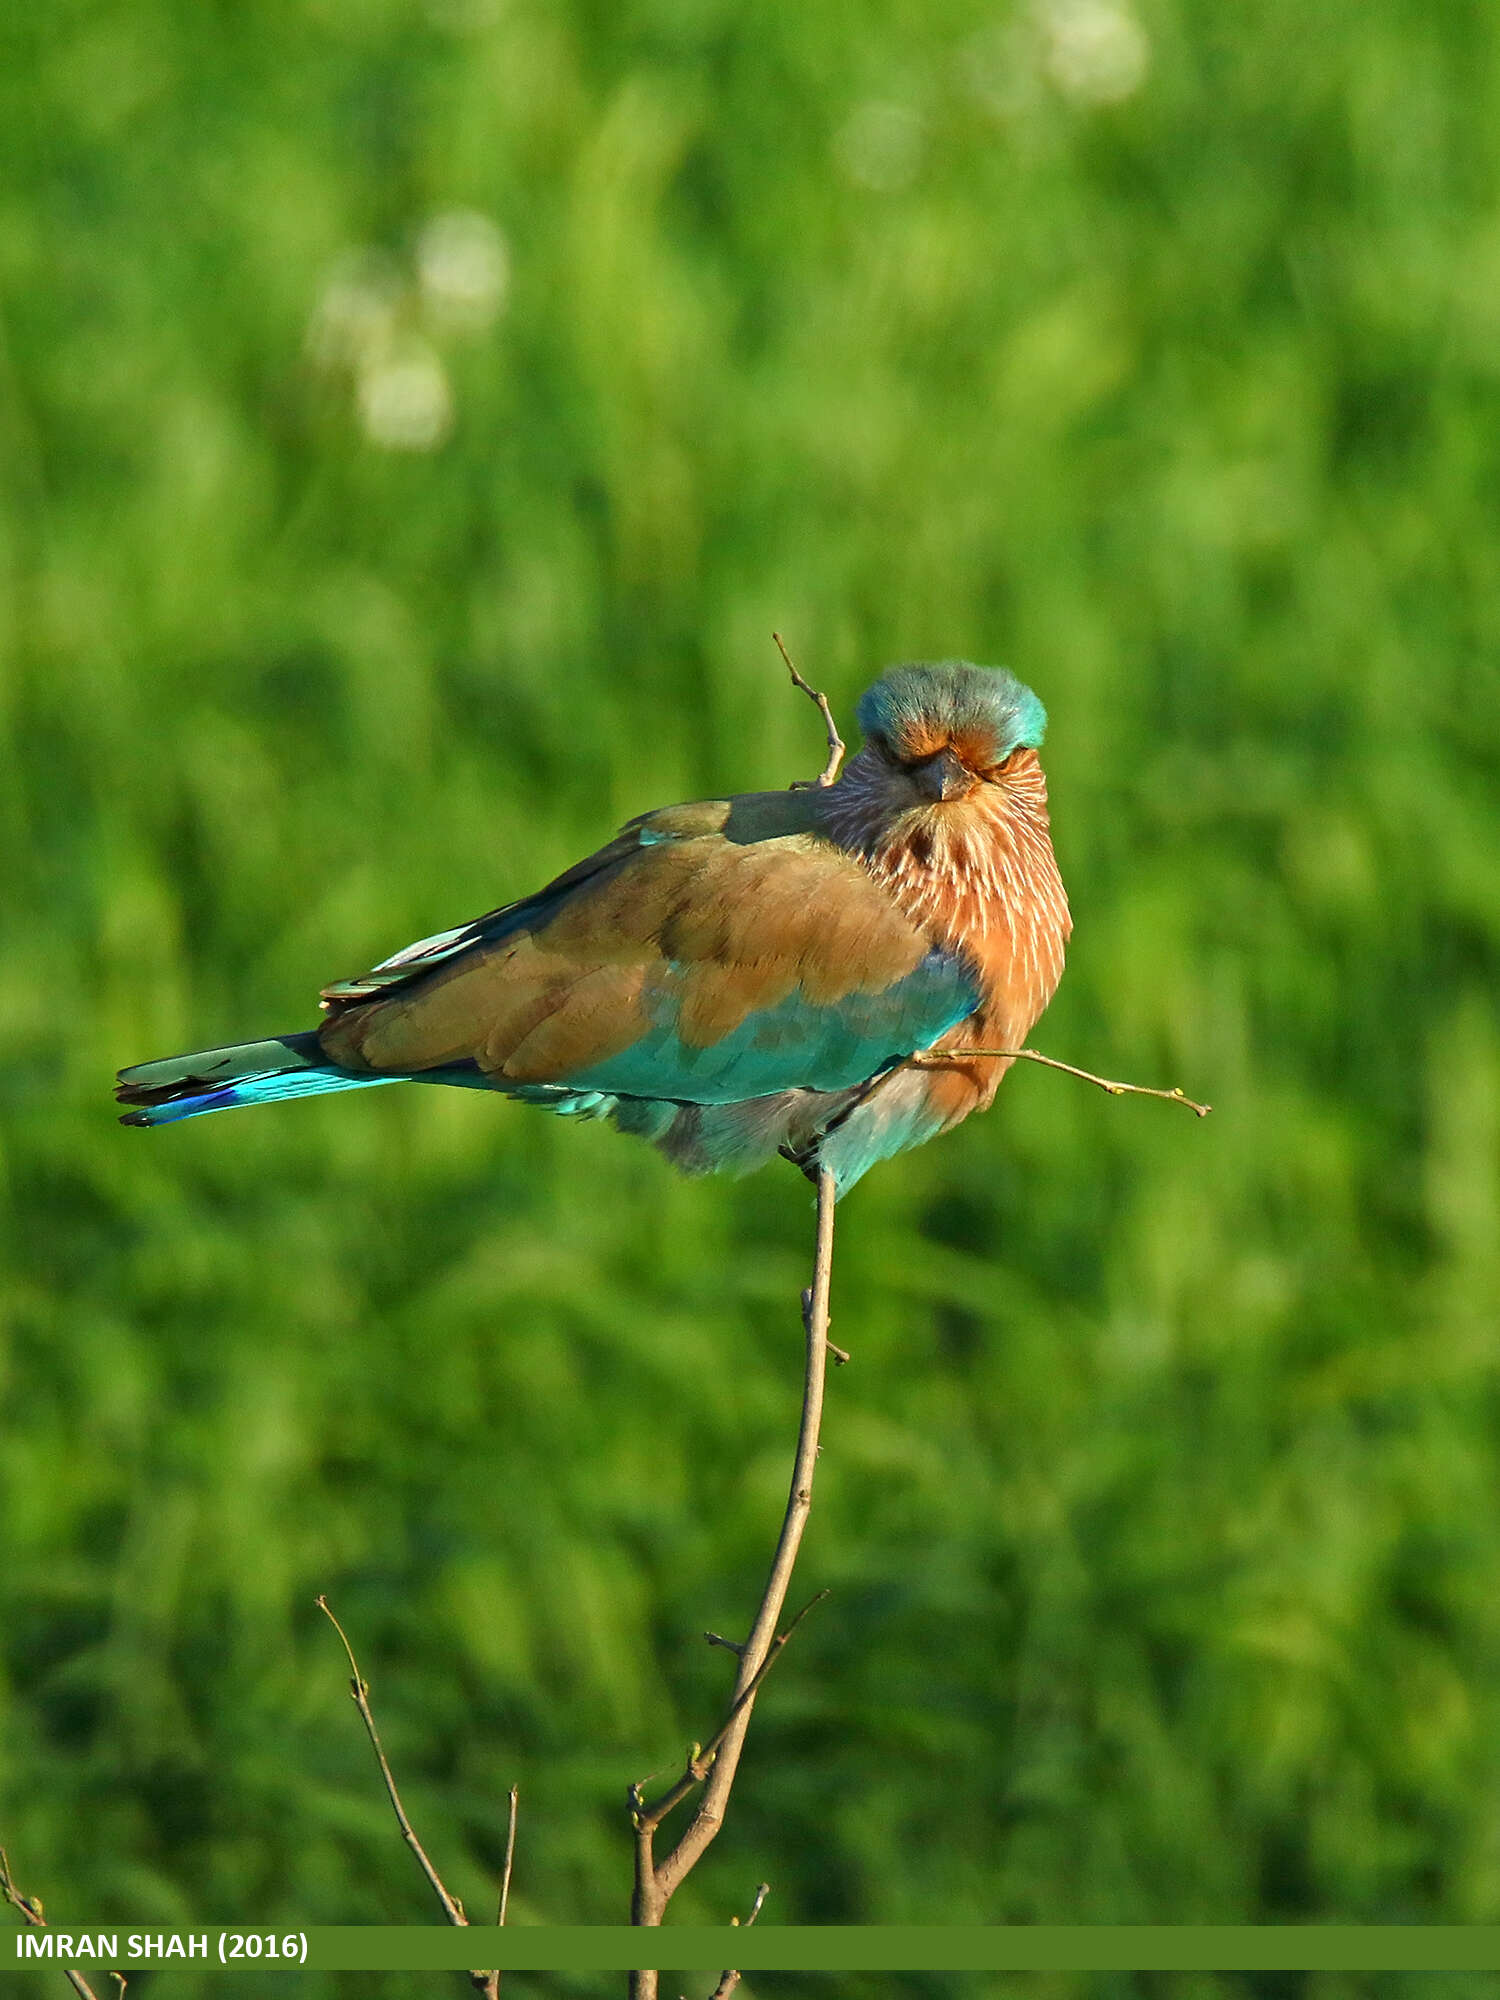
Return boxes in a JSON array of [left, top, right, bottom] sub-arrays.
[[318, 1594, 499, 1995], [1, 1847, 103, 2000], [496, 1785, 518, 1930], [709, 1884, 771, 1999], [909, 1045, 1210, 1117], [773, 634, 845, 788]]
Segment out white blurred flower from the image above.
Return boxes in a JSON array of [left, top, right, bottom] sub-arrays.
[[309, 218, 508, 446], [833, 101, 925, 192], [1037, 0, 1149, 105], [357, 342, 453, 451], [416, 210, 511, 334], [306, 250, 403, 372]]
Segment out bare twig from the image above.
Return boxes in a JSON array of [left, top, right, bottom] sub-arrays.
[[628, 1167, 839, 2000], [486, 1785, 519, 2000], [708, 1881, 771, 2000], [0, 1848, 44, 1928], [0, 1846, 107, 2000], [739, 1882, 771, 1926], [497, 1786, 518, 1929], [316, 1597, 468, 1924], [774, 634, 845, 788], [634, 1589, 827, 1837], [316, 1597, 502, 2000], [908, 1045, 1211, 1117]]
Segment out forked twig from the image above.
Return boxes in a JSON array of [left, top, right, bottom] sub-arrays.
[[632, 1589, 828, 1837], [316, 1597, 503, 2000], [774, 634, 845, 787], [628, 1167, 839, 2000], [0, 1846, 112, 2000], [909, 1046, 1211, 1117]]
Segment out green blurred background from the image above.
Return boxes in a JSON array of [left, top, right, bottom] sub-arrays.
[[4, 0, 1500, 1993]]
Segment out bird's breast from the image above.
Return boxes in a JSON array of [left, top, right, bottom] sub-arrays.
[[861, 797, 1070, 1049]]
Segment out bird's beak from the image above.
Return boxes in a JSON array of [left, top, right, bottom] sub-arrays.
[[913, 747, 977, 802]]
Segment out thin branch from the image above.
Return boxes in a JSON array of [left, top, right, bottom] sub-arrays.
[[629, 1167, 839, 2000], [484, 1786, 520, 2000], [740, 1882, 771, 1926], [316, 1597, 468, 1924], [316, 1597, 501, 2000], [774, 634, 845, 788], [708, 1882, 771, 2000], [0, 1846, 106, 2000], [635, 1589, 827, 1835], [908, 1045, 1211, 1117], [497, 1786, 518, 1928], [0, 1848, 44, 1928]]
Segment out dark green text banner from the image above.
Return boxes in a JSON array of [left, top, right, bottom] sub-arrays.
[[12, 1929, 1500, 1972]]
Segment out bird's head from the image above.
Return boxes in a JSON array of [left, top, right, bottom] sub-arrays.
[[851, 661, 1048, 809]]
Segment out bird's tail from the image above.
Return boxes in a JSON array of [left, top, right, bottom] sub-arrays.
[[114, 1031, 399, 1127]]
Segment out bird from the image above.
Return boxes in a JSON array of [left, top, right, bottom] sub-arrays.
[[115, 661, 1071, 1196]]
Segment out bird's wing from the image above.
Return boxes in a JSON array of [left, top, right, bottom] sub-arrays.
[[316, 815, 691, 1005], [318, 791, 980, 1103]]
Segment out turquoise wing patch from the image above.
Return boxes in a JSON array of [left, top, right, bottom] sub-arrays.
[[560, 948, 979, 1104]]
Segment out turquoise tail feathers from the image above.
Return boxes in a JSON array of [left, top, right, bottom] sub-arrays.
[[114, 1031, 400, 1127]]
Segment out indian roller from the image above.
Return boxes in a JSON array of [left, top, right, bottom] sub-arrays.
[[115, 662, 1071, 1195]]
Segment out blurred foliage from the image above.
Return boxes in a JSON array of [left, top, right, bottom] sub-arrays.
[[4, 0, 1500, 1994]]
